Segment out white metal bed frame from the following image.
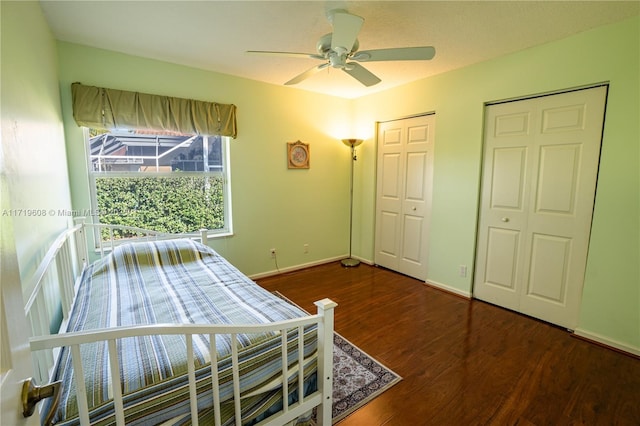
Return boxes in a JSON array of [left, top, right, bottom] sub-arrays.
[[24, 219, 336, 426]]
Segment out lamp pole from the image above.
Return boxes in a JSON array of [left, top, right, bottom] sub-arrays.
[[341, 139, 363, 267]]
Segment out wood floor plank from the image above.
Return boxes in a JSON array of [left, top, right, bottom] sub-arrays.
[[257, 262, 640, 426]]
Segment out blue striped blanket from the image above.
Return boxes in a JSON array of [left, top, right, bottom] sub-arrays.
[[50, 239, 317, 425]]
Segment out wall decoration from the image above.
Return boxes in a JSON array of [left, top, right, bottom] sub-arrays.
[[287, 141, 310, 169]]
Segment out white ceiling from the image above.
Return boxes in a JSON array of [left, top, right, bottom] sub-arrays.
[[40, 1, 639, 99]]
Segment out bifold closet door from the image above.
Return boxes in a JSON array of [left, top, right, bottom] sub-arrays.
[[375, 114, 435, 280], [474, 86, 607, 329]]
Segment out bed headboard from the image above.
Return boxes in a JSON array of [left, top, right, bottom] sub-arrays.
[[24, 219, 208, 384]]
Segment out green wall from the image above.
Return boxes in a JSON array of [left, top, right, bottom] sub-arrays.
[[57, 42, 353, 276], [0, 0, 635, 376], [51, 13, 640, 353], [353, 16, 639, 351], [1, 1, 71, 291]]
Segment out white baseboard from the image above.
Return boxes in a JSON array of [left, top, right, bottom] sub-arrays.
[[351, 255, 374, 266], [249, 255, 345, 280], [573, 328, 640, 357], [425, 279, 472, 298]]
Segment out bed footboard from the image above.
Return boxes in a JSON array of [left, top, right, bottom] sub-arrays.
[[30, 303, 336, 426], [313, 299, 337, 426]]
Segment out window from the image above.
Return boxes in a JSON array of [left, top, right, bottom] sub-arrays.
[[86, 129, 231, 240]]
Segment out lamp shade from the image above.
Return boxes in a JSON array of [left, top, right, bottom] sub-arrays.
[[342, 138, 364, 147]]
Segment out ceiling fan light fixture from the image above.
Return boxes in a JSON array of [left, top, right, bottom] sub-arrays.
[[329, 52, 347, 68]]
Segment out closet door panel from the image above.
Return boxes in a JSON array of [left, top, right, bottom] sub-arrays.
[[475, 86, 607, 329], [375, 115, 434, 280]]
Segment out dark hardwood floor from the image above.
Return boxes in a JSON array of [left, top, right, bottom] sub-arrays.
[[257, 262, 640, 426]]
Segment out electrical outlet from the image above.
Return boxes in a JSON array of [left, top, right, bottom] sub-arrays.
[[459, 265, 467, 277], [303, 244, 309, 254], [270, 248, 276, 258]]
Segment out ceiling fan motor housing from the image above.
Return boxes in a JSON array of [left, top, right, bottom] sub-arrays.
[[317, 33, 359, 56]]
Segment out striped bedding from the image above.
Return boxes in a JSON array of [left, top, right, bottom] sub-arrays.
[[48, 239, 318, 425]]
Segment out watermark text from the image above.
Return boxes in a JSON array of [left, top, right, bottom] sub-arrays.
[[1, 208, 137, 217]]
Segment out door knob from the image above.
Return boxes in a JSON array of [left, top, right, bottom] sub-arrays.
[[412, 206, 417, 211], [501, 217, 510, 222], [22, 378, 61, 423]]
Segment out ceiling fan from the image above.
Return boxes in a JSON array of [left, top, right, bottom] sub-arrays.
[[247, 9, 436, 87]]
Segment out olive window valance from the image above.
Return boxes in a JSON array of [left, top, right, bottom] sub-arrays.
[[71, 82, 237, 138]]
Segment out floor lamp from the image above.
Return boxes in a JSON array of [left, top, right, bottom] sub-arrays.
[[341, 138, 363, 267]]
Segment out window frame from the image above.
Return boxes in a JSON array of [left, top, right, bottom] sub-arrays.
[[84, 128, 233, 240]]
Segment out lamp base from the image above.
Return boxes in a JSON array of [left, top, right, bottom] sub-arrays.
[[340, 257, 361, 268]]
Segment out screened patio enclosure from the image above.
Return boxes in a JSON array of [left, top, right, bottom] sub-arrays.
[[89, 130, 223, 173]]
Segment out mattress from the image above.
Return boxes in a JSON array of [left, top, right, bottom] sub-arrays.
[[48, 239, 318, 425]]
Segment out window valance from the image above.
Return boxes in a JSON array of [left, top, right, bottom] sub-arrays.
[[71, 82, 237, 138]]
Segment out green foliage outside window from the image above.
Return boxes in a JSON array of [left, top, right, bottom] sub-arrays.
[[95, 175, 224, 240]]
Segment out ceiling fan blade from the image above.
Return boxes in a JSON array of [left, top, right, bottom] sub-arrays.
[[285, 63, 330, 85], [342, 63, 381, 87], [331, 12, 364, 52], [247, 51, 325, 60], [352, 46, 436, 62]]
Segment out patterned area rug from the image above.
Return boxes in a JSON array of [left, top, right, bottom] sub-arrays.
[[274, 292, 402, 423], [324, 332, 402, 423]]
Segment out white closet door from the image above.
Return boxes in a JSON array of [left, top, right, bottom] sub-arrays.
[[375, 114, 435, 280], [474, 86, 607, 329]]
